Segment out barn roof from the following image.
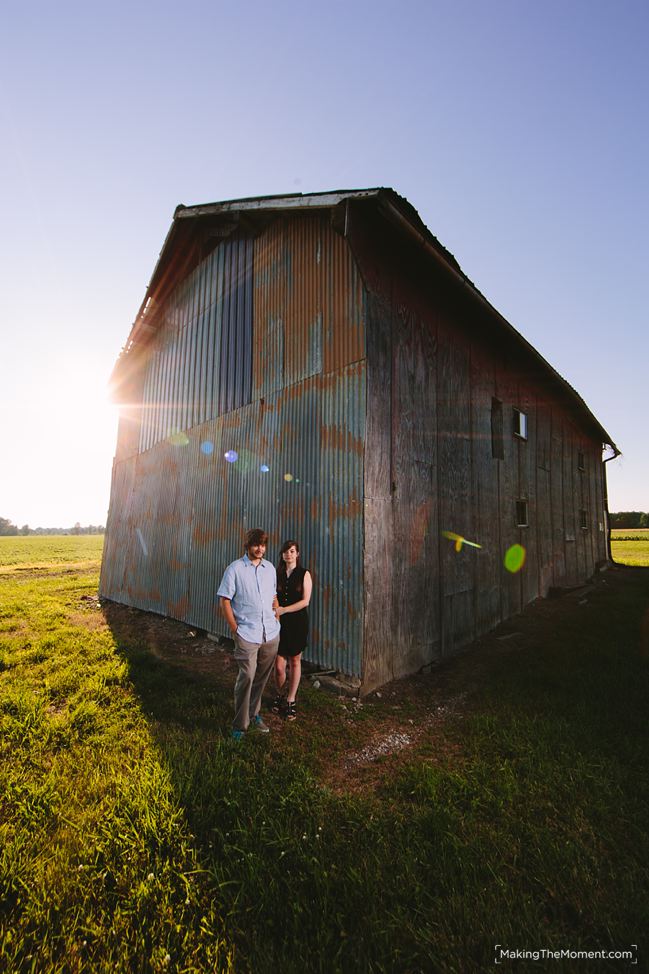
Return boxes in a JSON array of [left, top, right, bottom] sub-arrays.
[[113, 187, 618, 454]]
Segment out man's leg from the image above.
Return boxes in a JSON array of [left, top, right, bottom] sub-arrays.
[[233, 635, 260, 731], [249, 636, 279, 720]]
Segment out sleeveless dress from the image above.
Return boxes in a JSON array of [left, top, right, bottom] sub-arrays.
[[277, 565, 309, 658]]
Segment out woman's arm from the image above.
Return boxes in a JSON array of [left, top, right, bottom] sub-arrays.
[[277, 571, 312, 616]]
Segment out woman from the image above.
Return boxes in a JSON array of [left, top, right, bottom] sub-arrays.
[[272, 540, 312, 721]]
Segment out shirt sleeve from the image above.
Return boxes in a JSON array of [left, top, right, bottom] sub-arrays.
[[217, 563, 236, 600]]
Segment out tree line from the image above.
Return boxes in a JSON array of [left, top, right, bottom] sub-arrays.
[[0, 517, 105, 536], [609, 512, 649, 529]]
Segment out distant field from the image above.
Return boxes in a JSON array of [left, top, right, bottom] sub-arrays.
[[0, 535, 104, 573], [610, 529, 649, 567]]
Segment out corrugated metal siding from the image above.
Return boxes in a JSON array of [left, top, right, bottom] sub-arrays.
[[138, 237, 254, 453], [102, 214, 367, 676], [100, 363, 365, 675], [253, 213, 364, 400]]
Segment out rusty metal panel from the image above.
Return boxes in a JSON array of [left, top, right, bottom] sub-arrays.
[[253, 219, 286, 399], [136, 236, 254, 454], [102, 361, 366, 677], [253, 214, 365, 402]]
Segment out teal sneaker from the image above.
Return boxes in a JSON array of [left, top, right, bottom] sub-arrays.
[[231, 729, 245, 742], [249, 715, 270, 733]]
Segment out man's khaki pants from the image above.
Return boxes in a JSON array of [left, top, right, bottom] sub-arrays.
[[232, 633, 279, 731]]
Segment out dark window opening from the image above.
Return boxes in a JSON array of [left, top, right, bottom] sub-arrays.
[[580, 509, 589, 530], [516, 500, 529, 527], [578, 451, 585, 471]]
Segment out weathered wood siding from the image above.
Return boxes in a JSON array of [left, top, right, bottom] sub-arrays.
[[351, 207, 609, 692]]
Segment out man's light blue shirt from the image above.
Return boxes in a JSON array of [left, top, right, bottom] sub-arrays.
[[217, 554, 280, 643]]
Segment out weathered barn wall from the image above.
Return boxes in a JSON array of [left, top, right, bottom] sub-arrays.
[[102, 191, 613, 694], [101, 213, 366, 676], [349, 204, 609, 691]]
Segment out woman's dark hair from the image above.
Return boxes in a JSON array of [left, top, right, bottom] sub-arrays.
[[277, 539, 300, 580]]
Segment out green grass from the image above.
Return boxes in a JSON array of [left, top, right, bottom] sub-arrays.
[[610, 529, 649, 567], [1, 537, 648, 972], [0, 535, 104, 573]]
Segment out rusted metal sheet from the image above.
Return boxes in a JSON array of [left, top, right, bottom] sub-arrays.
[[101, 208, 367, 676], [252, 213, 364, 402], [137, 237, 254, 453]]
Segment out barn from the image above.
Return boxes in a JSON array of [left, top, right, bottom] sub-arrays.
[[100, 188, 618, 693]]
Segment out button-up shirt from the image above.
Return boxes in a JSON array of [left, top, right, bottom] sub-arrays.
[[217, 554, 280, 644]]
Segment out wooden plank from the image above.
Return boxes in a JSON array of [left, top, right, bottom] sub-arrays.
[[469, 343, 501, 633], [363, 500, 394, 690], [391, 304, 440, 672], [535, 397, 554, 596], [549, 407, 566, 586], [519, 384, 538, 607], [562, 421, 578, 586], [495, 357, 521, 621], [437, 324, 474, 655]]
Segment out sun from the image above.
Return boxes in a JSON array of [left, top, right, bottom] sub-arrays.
[[15, 352, 120, 526]]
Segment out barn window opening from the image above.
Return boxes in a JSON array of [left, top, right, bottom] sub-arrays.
[[578, 451, 585, 470], [491, 398, 504, 459], [516, 500, 529, 527], [513, 408, 528, 440], [580, 509, 589, 530]]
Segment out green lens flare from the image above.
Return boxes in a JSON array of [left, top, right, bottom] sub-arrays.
[[504, 544, 526, 573]]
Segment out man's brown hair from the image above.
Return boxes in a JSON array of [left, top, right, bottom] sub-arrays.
[[245, 528, 268, 549]]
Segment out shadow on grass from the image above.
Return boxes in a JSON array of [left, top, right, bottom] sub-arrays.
[[97, 568, 649, 973], [101, 601, 235, 737]]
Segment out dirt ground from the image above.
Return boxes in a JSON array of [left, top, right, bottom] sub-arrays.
[[90, 564, 644, 794]]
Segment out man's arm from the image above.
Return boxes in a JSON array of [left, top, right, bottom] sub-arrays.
[[220, 597, 238, 635]]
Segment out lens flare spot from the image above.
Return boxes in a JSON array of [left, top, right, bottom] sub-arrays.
[[260, 464, 270, 473], [504, 544, 526, 573], [167, 431, 189, 447], [201, 440, 214, 455], [284, 473, 294, 482], [442, 530, 482, 552], [224, 450, 238, 463]]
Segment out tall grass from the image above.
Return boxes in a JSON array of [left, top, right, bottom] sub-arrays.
[[1, 538, 648, 972]]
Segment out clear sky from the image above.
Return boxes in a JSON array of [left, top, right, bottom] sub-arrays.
[[1, 0, 646, 527]]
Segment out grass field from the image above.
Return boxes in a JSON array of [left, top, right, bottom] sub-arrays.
[[1, 536, 648, 972], [610, 528, 649, 567]]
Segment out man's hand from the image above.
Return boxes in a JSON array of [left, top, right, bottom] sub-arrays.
[[220, 597, 238, 636]]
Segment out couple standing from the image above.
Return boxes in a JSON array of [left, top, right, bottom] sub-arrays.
[[217, 528, 313, 740]]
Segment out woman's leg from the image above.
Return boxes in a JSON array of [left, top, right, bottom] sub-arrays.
[[274, 653, 287, 691], [286, 653, 302, 702]]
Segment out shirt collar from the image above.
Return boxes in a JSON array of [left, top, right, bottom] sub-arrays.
[[243, 553, 266, 568]]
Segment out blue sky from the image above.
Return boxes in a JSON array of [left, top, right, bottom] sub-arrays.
[[1, 0, 646, 526]]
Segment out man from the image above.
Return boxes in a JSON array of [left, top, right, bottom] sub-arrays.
[[217, 528, 280, 740]]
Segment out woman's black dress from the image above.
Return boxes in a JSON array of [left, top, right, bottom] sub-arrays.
[[277, 565, 309, 658]]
